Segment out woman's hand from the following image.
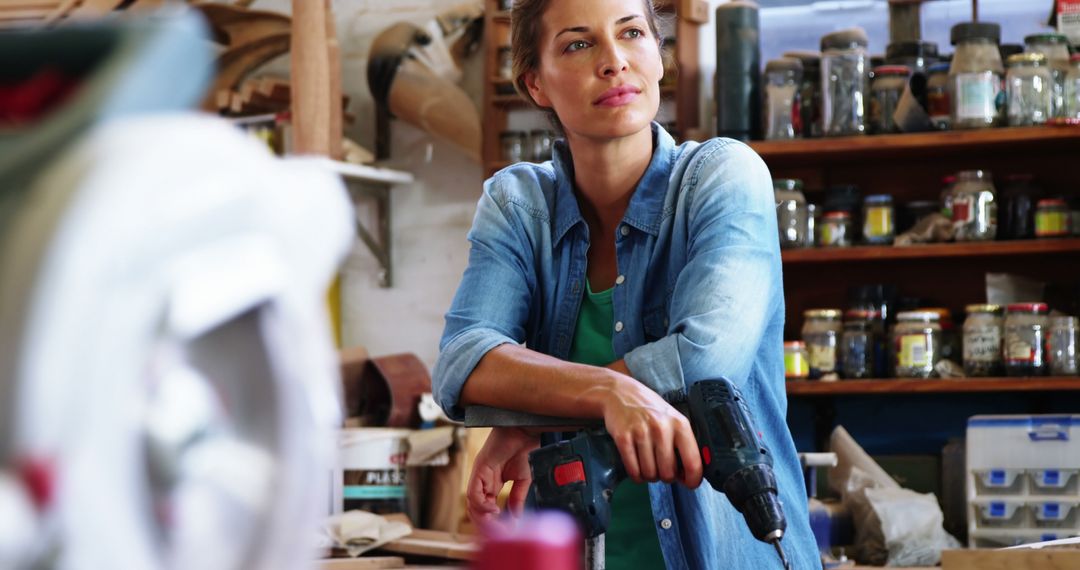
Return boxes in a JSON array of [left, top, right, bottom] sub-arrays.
[[466, 427, 539, 529], [601, 375, 704, 489]]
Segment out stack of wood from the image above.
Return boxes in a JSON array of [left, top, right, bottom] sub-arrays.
[[214, 73, 351, 120]]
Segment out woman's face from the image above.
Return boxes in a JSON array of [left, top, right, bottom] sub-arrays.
[[525, 0, 663, 141]]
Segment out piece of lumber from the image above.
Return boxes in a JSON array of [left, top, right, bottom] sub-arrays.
[[942, 549, 1080, 570], [198, 3, 290, 48], [204, 34, 290, 111], [290, 0, 337, 156], [377, 529, 476, 561], [318, 557, 405, 569]]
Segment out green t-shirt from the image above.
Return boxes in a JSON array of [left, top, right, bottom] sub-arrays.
[[568, 281, 666, 570]]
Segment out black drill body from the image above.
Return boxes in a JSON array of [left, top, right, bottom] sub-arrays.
[[527, 378, 791, 567]]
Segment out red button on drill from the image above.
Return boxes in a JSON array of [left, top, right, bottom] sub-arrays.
[[554, 460, 586, 486], [702, 446, 711, 466]]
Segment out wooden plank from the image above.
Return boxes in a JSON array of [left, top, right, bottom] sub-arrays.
[[787, 377, 1080, 397], [318, 557, 405, 569], [290, 0, 333, 156], [942, 549, 1080, 570], [377, 529, 476, 561], [782, 239, 1080, 264]]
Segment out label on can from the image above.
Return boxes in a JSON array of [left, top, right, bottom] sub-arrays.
[[964, 326, 1002, 363], [344, 469, 407, 514], [785, 350, 810, 379], [864, 206, 894, 238], [952, 195, 974, 224], [955, 72, 1001, 121], [899, 334, 929, 368], [1035, 210, 1069, 237]]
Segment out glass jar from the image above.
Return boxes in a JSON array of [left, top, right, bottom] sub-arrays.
[[784, 341, 811, 380], [925, 307, 960, 364], [892, 311, 943, 379], [870, 65, 910, 134], [1048, 316, 1079, 376], [862, 194, 895, 245], [939, 175, 957, 220], [497, 46, 514, 81], [841, 309, 877, 379], [885, 41, 939, 74], [963, 304, 1004, 377], [528, 130, 553, 163], [1005, 53, 1054, 126], [926, 62, 953, 130], [802, 309, 844, 380], [500, 131, 526, 162], [821, 28, 870, 137], [1035, 198, 1070, 238], [1024, 33, 1071, 117], [774, 179, 808, 248], [805, 203, 818, 247], [951, 170, 997, 242], [764, 57, 803, 140], [818, 211, 853, 247], [949, 22, 1004, 129], [785, 50, 823, 138], [1067, 54, 1080, 119], [1004, 303, 1050, 377], [998, 174, 1041, 240]]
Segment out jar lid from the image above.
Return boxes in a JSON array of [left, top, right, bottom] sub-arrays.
[[844, 308, 880, 320], [1006, 302, 1049, 313], [1007, 52, 1047, 66], [1024, 33, 1070, 46], [823, 211, 851, 220], [804, 309, 843, 319], [821, 28, 869, 51], [784, 341, 807, 349], [886, 41, 940, 61], [765, 57, 804, 73], [773, 178, 804, 192], [957, 169, 992, 182], [872, 65, 911, 76], [782, 50, 822, 69], [965, 304, 1002, 314], [928, 62, 951, 74], [897, 310, 940, 321], [1037, 198, 1068, 207], [950, 22, 1001, 46], [864, 194, 893, 204]]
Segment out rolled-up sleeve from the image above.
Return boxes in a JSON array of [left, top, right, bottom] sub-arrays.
[[432, 177, 536, 420], [624, 141, 780, 391]]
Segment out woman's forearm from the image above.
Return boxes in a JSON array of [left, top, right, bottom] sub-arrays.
[[459, 343, 632, 420]]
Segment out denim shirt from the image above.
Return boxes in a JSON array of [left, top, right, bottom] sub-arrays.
[[433, 123, 818, 569]]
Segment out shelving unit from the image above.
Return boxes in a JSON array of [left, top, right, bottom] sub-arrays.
[[787, 377, 1080, 397], [782, 238, 1080, 264]]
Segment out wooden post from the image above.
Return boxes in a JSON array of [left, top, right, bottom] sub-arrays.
[[290, 0, 342, 157], [888, 0, 923, 43]]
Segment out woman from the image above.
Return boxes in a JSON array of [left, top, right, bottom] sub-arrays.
[[432, 0, 817, 568]]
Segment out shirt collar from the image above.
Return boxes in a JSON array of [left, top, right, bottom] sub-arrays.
[[551, 122, 676, 244]]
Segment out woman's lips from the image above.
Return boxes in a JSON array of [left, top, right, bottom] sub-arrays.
[[594, 85, 641, 107]]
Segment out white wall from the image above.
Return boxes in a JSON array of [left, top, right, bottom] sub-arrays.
[[256, 0, 486, 369]]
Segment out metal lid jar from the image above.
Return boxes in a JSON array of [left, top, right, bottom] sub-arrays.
[[963, 304, 1004, 377], [951, 170, 998, 242], [784, 341, 811, 380], [870, 65, 910, 134], [784, 50, 823, 138], [774, 178, 808, 248], [1048, 316, 1079, 376], [821, 28, 870, 137], [949, 22, 1004, 129], [1004, 302, 1050, 377], [1024, 33, 1071, 117], [841, 309, 878, 379], [802, 309, 844, 380], [818, 210, 853, 247], [892, 311, 943, 379], [1006, 53, 1054, 126], [764, 57, 804, 140], [1035, 198, 1070, 238]]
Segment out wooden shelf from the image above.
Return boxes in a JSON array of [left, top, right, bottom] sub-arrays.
[[782, 238, 1080, 265], [749, 125, 1080, 167], [787, 377, 1080, 397]]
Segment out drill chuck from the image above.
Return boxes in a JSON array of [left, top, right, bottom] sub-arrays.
[[722, 464, 787, 543]]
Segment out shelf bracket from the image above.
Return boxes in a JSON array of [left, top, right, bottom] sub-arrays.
[[348, 181, 394, 287]]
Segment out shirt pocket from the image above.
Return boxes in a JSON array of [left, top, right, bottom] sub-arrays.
[[643, 304, 669, 342]]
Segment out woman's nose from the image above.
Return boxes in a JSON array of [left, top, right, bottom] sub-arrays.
[[598, 43, 629, 77]]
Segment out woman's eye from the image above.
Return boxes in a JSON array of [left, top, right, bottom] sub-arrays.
[[566, 40, 589, 52], [624, 28, 644, 39]]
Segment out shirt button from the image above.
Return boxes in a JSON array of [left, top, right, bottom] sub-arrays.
[[620, 225, 630, 236], [660, 518, 672, 530], [614, 321, 624, 332], [615, 275, 626, 285]]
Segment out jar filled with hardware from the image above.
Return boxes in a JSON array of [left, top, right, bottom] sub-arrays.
[[963, 304, 1004, 377], [892, 311, 943, 379], [528, 130, 554, 163], [1005, 53, 1054, 126], [500, 131, 526, 163], [1048, 316, 1079, 376], [764, 57, 803, 140], [785, 50, 823, 138], [870, 65, 910, 134], [862, 194, 895, 245], [802, 309, 844, 380], [1035, 198, 1071, 238], [1004, 303, 1049, 377], [925, 308, 960, 364], [840, 310, 877, 379], [951, 170, 997, 242], [1023, 33, 1071, 117], [926, 62, 952, 130], [885, 41, 939, 74], [818, 211, 854, 247], [1067, 54, 1080, 119], [998, 174, 1041, 240], [821, 28, 870, 136], [784, 341, 811, 380], [949, 22, 1004, 129], [774, 179, 809, 248]]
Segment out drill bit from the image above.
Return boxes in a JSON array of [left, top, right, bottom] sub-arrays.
[[770, 539, 791, 570]]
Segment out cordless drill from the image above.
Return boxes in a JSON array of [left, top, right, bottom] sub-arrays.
[[527, 378, 792, 569]]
